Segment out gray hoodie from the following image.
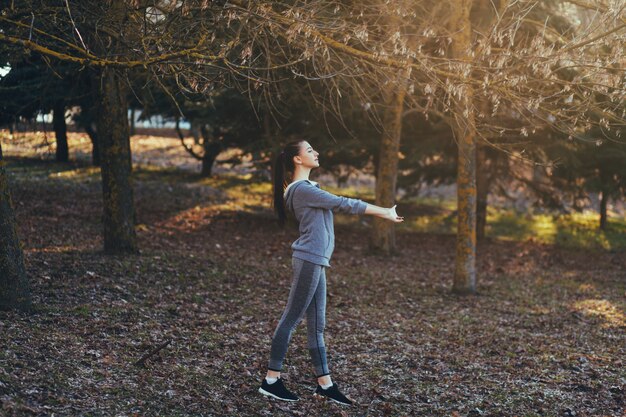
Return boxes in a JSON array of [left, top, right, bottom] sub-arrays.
[[285, 180, 367, 267]]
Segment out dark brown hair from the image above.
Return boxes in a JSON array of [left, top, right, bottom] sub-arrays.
[[272, 140, 304, 226]]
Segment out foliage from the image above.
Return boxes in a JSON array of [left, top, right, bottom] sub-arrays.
[[1, 1, 623, 137], [1, 0, 623, 201], [549, 128, 626, 213]]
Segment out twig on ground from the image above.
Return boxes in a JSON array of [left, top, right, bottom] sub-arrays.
[[134, 339, 172, 368]]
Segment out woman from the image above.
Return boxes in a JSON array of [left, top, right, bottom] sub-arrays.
[[259, 140, 403, 405]]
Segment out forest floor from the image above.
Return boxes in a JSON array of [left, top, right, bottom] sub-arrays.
[[1, 132, 625, 417]]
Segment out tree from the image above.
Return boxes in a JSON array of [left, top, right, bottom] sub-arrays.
[[73, 92, 101, 166], [52, 100, 68, 162], [96, 66, 137, 254], [447, 0, 478, 293], [370, 71, 409, 253], [416, 0, 623, 292], [0, 60, 46, 131], [546, 131, 626, 230], [140, 85, 266, 177], [0, 57, 81, 162], [0, 143, 31, 311]]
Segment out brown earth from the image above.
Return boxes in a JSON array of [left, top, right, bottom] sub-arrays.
[[0, 133, 624, 417]]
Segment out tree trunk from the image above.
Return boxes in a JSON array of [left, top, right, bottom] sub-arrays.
[[200, 143, 220, 177], [476, 145, 489, 241], [470, 0, 498, 244], [201, 142, 221, 177], [191, 120, 201, 145], [454, 124, 477, 294], [53, 101, 69, 163], [86, 123, 100, 166], [129, 108, 136, 136], [451, 0, 477, 294], [77, 99, 100, 166], [599, 190, 608, 231], [454, 122, 477, 294], [200, 126, 221, 177], [370, 76, 407, 253], [0, 143, 32, 311], [96, 67, 137, 254]]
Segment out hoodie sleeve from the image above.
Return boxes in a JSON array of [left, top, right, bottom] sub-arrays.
[[294, 183, 367, 215]]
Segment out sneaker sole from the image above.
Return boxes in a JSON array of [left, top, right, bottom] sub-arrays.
[[313, 392, 353, 406], [258, 387, 299, 402]]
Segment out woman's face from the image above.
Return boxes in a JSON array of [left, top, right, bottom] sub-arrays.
[[295, 141, 320, 169]]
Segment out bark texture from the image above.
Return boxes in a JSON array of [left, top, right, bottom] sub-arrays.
[[53, 101, 69, 163], [451, 0, 477, 294], [0, 143, 32, 311], [476, 145, 489, 241], [370, 72, 408, 253], [96, 67, 137, 254]]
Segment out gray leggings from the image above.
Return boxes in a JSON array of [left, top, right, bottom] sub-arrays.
[[268, 258, 329, 377]]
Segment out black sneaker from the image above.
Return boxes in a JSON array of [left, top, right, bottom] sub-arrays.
[[258, 378, 299, 402], [314, 383, 353, 405]]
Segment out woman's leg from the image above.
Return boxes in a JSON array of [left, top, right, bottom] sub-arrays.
[[305, 268, 353, 405], [267, 258, 323, 375], [305, 266, 331, 384]]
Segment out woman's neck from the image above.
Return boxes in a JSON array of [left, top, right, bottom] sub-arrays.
[[292, 167, 311, 183]]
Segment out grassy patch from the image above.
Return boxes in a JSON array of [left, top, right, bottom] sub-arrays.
[[488, 209, 626, 250]]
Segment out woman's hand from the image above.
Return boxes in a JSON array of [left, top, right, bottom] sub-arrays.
[[364, 203, 404, 222], [385, 205, 404, 223]]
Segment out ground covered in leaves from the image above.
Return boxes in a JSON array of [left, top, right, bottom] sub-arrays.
[[1, 133, 625, 416]]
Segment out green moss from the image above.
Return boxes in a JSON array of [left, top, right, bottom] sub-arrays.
[[191, 294, 204, 304], [73, 305, 91, 317]]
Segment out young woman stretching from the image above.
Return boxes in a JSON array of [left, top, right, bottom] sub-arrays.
[[259, 140, 403, 405]]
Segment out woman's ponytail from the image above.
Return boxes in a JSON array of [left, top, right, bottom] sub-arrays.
[[272, 140, 304, 226]]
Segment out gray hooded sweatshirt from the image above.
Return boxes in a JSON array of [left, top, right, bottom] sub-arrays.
[[285, 180, 367, 267]]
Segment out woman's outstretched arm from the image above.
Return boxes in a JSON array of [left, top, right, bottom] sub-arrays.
[[364, 204, 404, 223], [293, 183, 404, 222]]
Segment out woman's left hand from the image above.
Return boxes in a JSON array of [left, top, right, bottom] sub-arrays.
[[386, 205, 404, 223]]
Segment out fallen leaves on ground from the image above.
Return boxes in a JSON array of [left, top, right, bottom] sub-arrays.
[[1, 135, 624, 417]]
